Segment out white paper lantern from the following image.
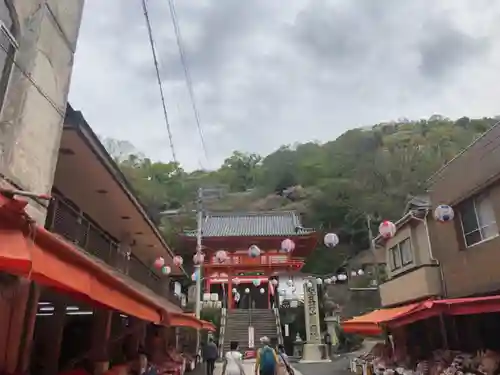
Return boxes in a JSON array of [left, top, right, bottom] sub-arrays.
[[154, 257, 165, 268], [259, 288, 265, 294], [271, 279, 278, 286], [286, 280, 294, 287], [248, 245, 261, 258], [316, 278, 323, 285], [215, 250, 228, 263], [232, 288, 237, 293], [331, 275, 337, 282], [351, 270, 357, 277], [357, 269, 364, 276], [233, 277, 241, 285], [253, 279, 261, 286], [337, 274, 347, 281], [324, 278, 332, 284], [173, 256, 183, 267], [280, 238, 296, 253], [245, 288, 250, 294], [193, 252, 205, 265], [324, 233, 339, 248], [434, 204, 455, 223], [379, 220, 396, 239], [306, 281, 313, 288]]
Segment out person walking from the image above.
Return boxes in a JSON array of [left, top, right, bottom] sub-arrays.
[[276, 345, 293, 375], [222, 341, 245, 375], [255, 337, 278, 375], [324, 331, 332, 359], [203, 338, 218, 375]]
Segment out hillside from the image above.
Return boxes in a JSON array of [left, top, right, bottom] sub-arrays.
[[104, 115, 496, 273]]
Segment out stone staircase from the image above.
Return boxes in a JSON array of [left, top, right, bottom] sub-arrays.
[[223, 309, 280, 355]]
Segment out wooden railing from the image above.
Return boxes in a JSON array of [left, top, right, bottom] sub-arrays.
[[205, 255, 303, 269], [46, 193, 181, 307]]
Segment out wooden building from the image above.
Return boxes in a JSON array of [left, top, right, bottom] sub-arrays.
[[181, 211, 317, 309]]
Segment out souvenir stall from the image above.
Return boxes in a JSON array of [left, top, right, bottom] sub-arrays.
[[344, 297, 500, 375]]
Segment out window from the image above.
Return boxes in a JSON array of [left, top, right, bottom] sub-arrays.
[[458, 192, 498, 247], [389, 238, 413, 270], [400, 238, 413, 265], [0, 1, 17, 112]]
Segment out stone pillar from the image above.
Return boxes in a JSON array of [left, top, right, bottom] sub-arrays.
[[301, 279, 328, 362]]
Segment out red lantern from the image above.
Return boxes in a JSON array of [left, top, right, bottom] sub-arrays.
[[154, 257, 165, 268]]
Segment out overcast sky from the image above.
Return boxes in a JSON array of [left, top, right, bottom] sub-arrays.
[[69, 0, 500, 171]]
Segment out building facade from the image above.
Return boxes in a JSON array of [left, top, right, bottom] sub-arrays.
[[378, 124, 500, 307], [181, 211, 317, 309], [428, 123, 500, 299], [0, 0, 84, 224]]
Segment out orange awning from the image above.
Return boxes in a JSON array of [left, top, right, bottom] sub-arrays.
[[201, 320, 216, 332], [341, 303, 427, 335], [167, 312, 204, 330], [0, 194, 165, 323]]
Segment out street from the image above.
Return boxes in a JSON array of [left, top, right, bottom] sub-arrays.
[[204, 355, 352, 375]]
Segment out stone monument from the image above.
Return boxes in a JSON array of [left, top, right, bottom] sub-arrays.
[[300, 279, 329, 362]]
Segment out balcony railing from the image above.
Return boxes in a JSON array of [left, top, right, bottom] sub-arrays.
[[46, 193, 181, 307], [205, 255, 304, 269]]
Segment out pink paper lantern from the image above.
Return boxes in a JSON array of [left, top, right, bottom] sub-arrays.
[[280, 238, 295, 253], [193, 252, 205, 265], [173, 256, 183, 267], [215, 250, 228, 263], [379, 220, 396, 239], [154, 257, 165, 268]]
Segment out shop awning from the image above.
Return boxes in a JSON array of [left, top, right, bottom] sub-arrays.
[[167, 312, 204, 330], [0, 194, 169, 323], [433, 295, 500, 316], [341, 296, 500, 335], [201, 320, 216, 332], [341, 303, 428, 335]]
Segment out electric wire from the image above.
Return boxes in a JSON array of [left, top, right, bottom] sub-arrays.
[[167, 0, 210, 166], [140, 0, 178, 163], [0, 43, 65, 118]]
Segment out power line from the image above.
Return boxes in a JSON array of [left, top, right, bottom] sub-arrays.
[[167, 0, 209, 166], [0, 43, 65, 118], [140, 0, 178, 163]]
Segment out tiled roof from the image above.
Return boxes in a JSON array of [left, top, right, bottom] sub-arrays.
[[184, 211, 315, 237]]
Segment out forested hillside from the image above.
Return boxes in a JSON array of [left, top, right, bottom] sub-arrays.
[[103, 115, 496, 274]]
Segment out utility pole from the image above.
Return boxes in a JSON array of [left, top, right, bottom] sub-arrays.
[[366, 213, 380, 286], [194, 187, 203, 359]]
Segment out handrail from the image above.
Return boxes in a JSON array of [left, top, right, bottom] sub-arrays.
[[218, 308, 227, 358], [47, 194, 181, 307], [273, 307, 284, 345]]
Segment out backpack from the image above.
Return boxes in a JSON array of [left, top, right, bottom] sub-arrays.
[[259, 346, 276, 373]]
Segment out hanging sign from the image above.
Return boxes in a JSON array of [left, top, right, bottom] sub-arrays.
[[248, 326, 255, 348]]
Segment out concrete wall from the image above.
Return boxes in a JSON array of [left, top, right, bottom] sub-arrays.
[[430, 182, 500, 298], [383, 217, 434, 279], [0, 0, 85, 224]]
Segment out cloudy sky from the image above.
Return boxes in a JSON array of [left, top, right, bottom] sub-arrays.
[[69, 0, 500, 171]]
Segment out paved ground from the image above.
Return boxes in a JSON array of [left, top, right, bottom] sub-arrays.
[[202, 340, 380, 375]]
